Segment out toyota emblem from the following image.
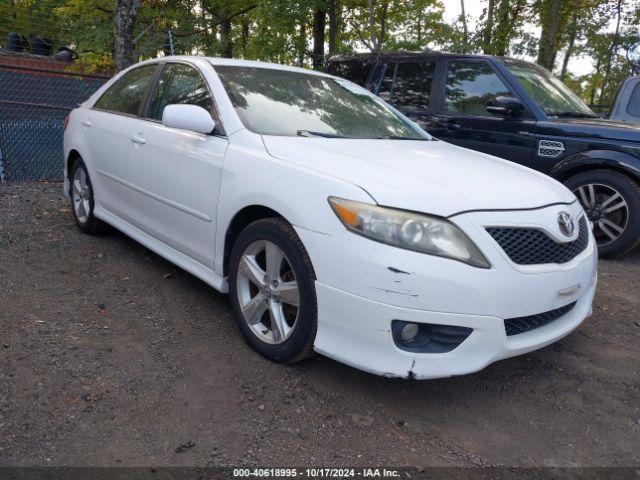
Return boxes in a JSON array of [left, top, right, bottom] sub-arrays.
[[557, 212, 575, 237]]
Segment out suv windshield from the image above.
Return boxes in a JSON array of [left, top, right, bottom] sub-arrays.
[[213, 65, 429, 140], [504, 59, 597, 118]]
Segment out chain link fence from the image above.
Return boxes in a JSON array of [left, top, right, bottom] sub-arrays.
[[0, 53, 111, 183]]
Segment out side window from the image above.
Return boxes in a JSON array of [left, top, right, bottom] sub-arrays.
[[378, 63, 397, 102], [445, 61, 511, 116], [391, 61, 435, 109], [326, 59, 371, 86], [626, 83, 640, 117], [94, 65, 157, 115], [148, 63, 213, 121]]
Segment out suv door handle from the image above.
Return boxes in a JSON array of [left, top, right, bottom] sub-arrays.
[[445, 121, 461, 131], [82, 120, 92, 127], [130, 134, 146, 145]]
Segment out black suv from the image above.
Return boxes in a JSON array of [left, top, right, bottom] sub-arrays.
[[327, 52, 640, 257]]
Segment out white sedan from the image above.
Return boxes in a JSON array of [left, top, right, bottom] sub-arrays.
[[63, 56, 597, 379]]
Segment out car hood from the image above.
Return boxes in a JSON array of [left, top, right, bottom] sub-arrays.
[[542, 117, 640, 143], [262, 137, 576, 217]]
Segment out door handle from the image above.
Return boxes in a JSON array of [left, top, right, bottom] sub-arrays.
[[131, 134, 146, 145], [82, 120, 92, 127], [445, 121, 461, 131]]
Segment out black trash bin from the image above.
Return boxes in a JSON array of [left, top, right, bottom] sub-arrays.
[[7, 32, 26, 52], [29, 35, 53, 56]]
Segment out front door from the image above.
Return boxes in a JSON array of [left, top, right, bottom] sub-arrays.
[[126, 62, 228, 267], [430, 60, 537, 167]]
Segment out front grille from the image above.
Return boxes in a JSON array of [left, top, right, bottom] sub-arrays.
[[504, 302, 577, 336], [487, 216, 589, 265]]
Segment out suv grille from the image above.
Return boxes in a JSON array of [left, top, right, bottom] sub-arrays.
[[504, 302, 577, 336], [487, 216, 589, 265]]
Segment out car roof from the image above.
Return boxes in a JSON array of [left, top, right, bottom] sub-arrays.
[[326, 51, 511, 63]]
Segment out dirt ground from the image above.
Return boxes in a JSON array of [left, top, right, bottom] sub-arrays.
[[1, 181, 639, 469]]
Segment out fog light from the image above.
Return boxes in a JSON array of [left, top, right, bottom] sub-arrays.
[[391, 320, 472, 353], [400, 322, 419, 342]]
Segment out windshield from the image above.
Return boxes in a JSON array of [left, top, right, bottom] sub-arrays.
[[504, 59, 596, 118], [214, 65, 429, 139]]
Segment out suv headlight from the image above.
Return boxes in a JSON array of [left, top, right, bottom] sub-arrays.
[[329, 197, 490, 268]]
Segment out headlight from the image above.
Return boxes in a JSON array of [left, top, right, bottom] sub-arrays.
[[329, 197, 490, 268]]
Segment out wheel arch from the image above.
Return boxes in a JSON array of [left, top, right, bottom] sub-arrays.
[[223, 204, 288, 276], [552, 149, 640, 184]]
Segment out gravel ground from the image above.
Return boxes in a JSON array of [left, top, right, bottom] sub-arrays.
[[0, 181, 639, 469]]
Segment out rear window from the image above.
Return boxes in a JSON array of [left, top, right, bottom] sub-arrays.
[[391, 62, 435, 109], [326, 59, 372, 86], [94, 65, 157, 116], [627, 83, 640, 117]]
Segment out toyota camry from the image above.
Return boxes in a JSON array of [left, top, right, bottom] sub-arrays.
[[63, 56, 597, 379]]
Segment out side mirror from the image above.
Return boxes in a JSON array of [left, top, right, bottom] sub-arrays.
[[162, 104, 216, 134], [486, 96, 525, 117]]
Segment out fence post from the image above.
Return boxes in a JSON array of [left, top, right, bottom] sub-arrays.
[[0, 148, 5, 183], [168, 31, 175, 55]]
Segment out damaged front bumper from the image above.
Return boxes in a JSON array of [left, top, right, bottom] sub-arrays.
[[313, 280, 595, 380]]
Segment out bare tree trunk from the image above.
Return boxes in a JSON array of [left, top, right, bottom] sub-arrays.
[[114, 0, 141, 71], [560, 12, 578, 81], [537, 0, 562, 70], [220, 17, 233, 58], [378, 0, 389, 52], [328, 0, 341, 55], [598, 0, 623, 105], [368, 0, 376, 51], [590, 57, 600, 107], [297, 22, 306, 67], [241, 14, 249, 55], [482, 0, 495, 54], [312, 4, 326, 69], [460, 0, 468, 53]]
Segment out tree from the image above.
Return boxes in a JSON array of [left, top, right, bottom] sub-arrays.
[[312, 1, 327, 69], [114, 0, 141, 70]]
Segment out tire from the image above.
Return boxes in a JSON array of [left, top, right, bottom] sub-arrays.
[[565, 169, 640, 258], [69, 158, 106, 234], [228, 217, 317, 363]]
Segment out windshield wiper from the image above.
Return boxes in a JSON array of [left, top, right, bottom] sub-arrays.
[[296, 129, 344, 138], [547, 111, 597, 118], [376, 135, 429, 141]]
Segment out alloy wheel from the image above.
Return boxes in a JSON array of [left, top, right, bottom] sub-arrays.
[[573, 182, 629, 246], [236, 240, 300, 345], [72, 166, 91, 224]]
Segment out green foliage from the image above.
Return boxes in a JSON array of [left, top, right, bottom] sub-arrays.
[[1, 0, 639, 106]]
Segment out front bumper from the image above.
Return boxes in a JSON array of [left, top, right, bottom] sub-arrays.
[[313, 279, 595, 379], [296, 201, 598, 379]]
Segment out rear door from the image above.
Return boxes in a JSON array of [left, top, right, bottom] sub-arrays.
[[85, 64, 160, 216], [430, 59, 537, 166], [378, 60, 439, 129], [125, 61, 228, 267]]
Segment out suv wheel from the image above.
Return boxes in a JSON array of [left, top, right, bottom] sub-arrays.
[[228, 218, 317, 363], [566, 169, 640, 258]]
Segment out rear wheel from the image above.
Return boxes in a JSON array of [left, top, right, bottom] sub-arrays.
[[228, 218, 317, 363], [69, 159, 105, 234], [566, 169, 640, 258]]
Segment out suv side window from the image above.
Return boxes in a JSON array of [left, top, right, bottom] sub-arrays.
[[445, 61, 511, 116], [627, 83, 640, 117], [148, 63, 214, 121], [392, 61, 435, 109], [94, 65, 157, 116]]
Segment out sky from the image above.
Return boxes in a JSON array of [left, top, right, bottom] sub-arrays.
[[440, 0, 595, 76]]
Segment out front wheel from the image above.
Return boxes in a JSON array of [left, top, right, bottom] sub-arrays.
[[228, 218, 317, 363], [566, 169, 640, 258]]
